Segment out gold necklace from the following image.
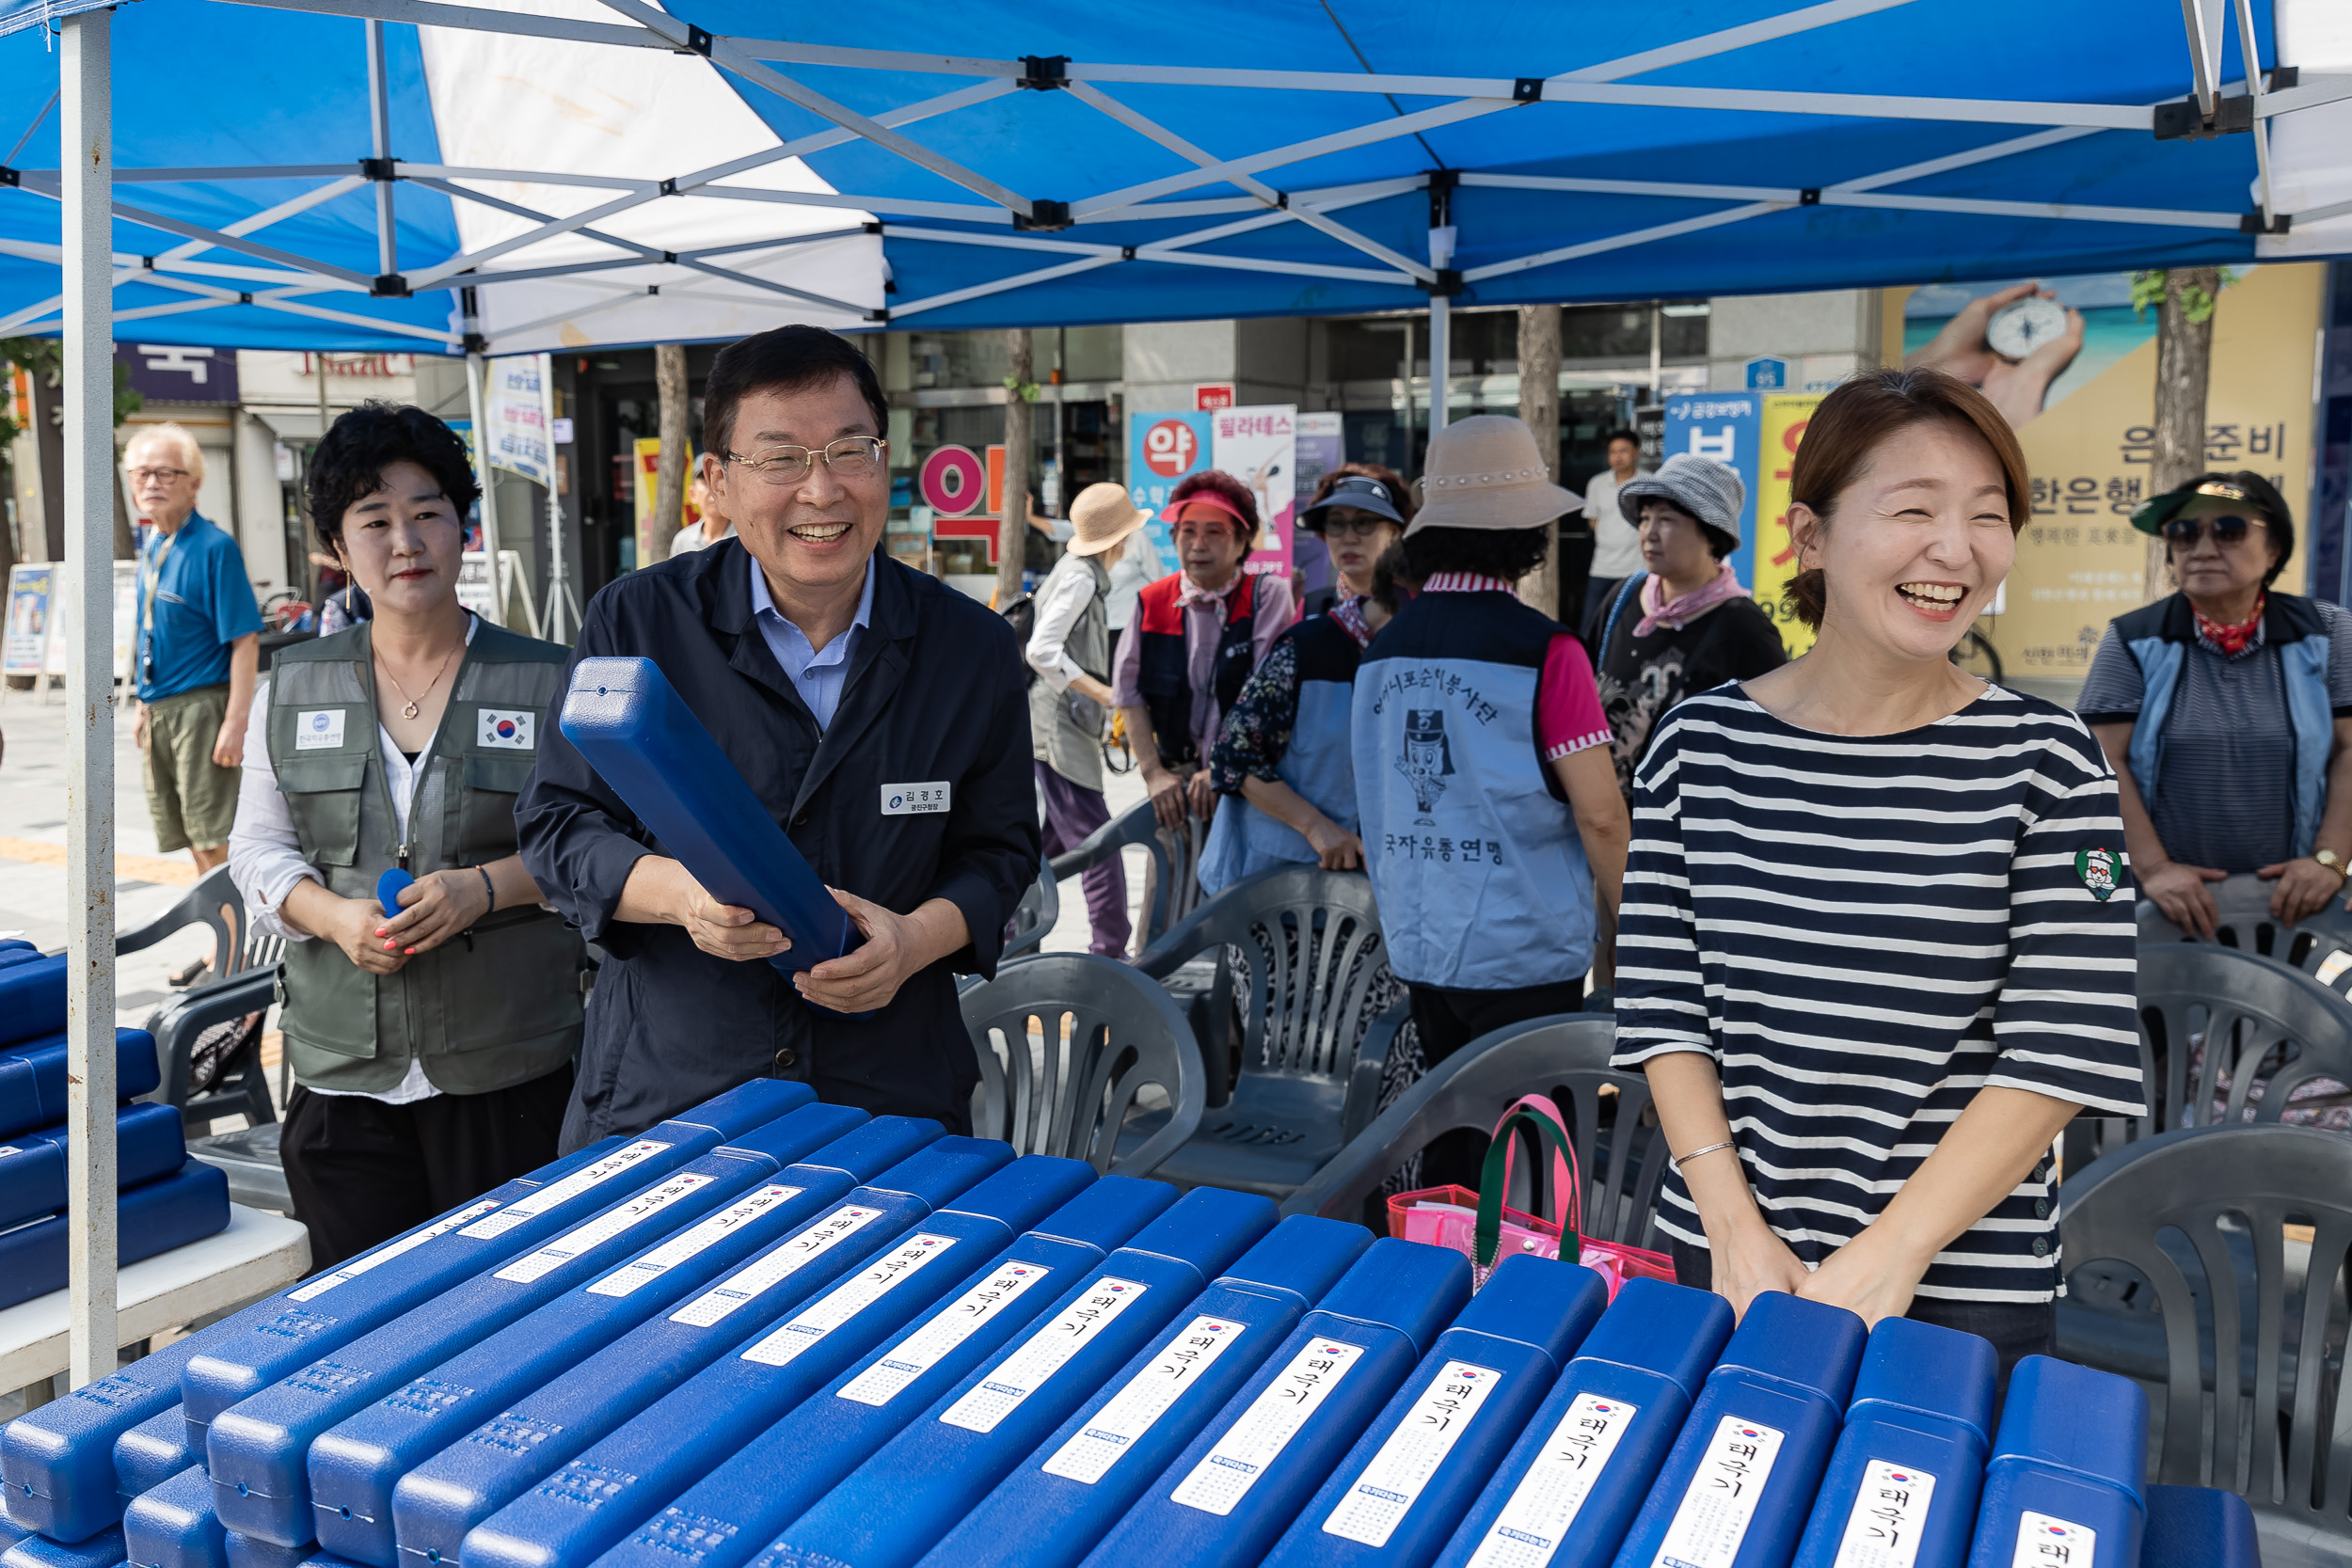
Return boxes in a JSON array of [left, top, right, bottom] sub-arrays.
[[376, 641, 459, 721]]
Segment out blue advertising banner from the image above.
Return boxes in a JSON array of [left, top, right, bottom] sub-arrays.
[[1125, 410, 1212, 565], [1661, 393, 1762, 588]]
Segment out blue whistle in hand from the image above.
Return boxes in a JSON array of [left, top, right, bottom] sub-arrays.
[[377, 868, 415, 918]]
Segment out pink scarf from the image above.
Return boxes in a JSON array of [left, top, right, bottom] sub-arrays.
[[1635, 561, 1748, 637]]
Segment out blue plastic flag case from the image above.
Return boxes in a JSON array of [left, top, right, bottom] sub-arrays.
[[922, 1215, 1375, 1568], [0, 1032, 163, 1141], [1436, 1277, 1732, 1568], [0, 958, 69, 1051], [115, 1411, 197, 1519], [0, 1163, 228, 1312], [1264, 1255, 1610, 1568], [2141, 1484, 2259, 1567], [560, 657, 850, 976], [598, 1176, 1181, 1568], [121, 1465, 222, 1568], [4, 1527, 126, 1568], [205, 1103, 868, 1547], [1963, 1357, 2145, 1568], [0, 1103, 188, 1231], [1790, 1318, 1995, 1568], [753, 1188, 1279, 1568], [1078, 1237, 1472, 1568], [2, 1078, 808, 1544], [1608, 1291, 1866, 1568], [436, 1156, 1095, 1568], [306, 1115, 935, 1567], [385, 1136, 1010, 1564], [223, 1534, 310, 1568]]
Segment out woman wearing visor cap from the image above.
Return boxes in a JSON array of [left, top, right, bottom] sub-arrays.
[[2079, 471, 2352, 939], [1297, 465, 1412, 619]]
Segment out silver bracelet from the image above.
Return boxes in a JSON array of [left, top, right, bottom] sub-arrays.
[[1668, 1139, 1737, 1177]]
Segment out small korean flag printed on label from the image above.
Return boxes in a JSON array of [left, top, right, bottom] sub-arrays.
[[1831, 1460, 1938, 1568], [882, 781, 951, 816], [479, 708, 535, 751], [2010, 1512, 2094, 1568], [295, 709, 346, 752]]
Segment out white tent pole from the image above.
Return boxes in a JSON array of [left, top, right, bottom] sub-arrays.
[[365, 19, 397, 280], [61, 6, 119, 1394], [462, 288, 502, 627], [1427, 295, 1449, 435], [2231, 0, 2275, 227], [2179, 0, 2220, 122], [1427, 194, 1455, 435]]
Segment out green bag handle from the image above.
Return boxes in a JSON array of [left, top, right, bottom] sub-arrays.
[[1474, 1105, 1582, 1271]]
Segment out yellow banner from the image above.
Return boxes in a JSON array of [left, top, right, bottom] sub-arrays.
[[631, 437, 702, 569], [1753, 394, 1824, 657]]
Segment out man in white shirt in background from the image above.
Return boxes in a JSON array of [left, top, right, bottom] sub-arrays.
[[668, 473, 735, 556], [1580, 428, 1645, 640], [1025, 483, 1147, 957]]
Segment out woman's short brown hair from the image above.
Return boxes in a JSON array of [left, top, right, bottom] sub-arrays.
[[1786, 368, 2029, 629]]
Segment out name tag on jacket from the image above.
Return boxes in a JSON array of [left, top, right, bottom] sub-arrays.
[[479, 709, 536, 750], [882, 782, 950, 816], [295, 710, 346, 751]]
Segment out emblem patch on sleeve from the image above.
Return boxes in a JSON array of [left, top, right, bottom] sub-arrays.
[[2075, 847, 2121, 901]]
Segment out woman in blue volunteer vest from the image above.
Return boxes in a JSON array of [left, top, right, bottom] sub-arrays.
[[1296, 463, 1410, 619], [1113, 469, 1296, 832], [1200, 546, 1415, 895], [2079, 472, 2352, 940], [228, 404, 584, 1267], [1355, 416, 1632, 1182]]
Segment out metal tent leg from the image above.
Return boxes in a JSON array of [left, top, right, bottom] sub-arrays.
[[61, 7, 119, 1392]]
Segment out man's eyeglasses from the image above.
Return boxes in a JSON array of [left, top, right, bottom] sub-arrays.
[[127, 467, 189, 484], [2163, 513, 2266, 546], [723, 436, 886, 486]]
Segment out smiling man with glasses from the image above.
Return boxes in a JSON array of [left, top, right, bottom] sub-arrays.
[[516, 325, 1039, 1150]]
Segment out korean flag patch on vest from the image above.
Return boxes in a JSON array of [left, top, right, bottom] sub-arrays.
[[478, 708, 535, 751]]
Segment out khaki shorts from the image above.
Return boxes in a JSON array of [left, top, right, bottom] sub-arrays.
[[143, 684, 239, 853]]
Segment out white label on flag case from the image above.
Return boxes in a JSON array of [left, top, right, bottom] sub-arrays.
[[739, 1234, 960, 1367], [1322, 1359, 1504, 1547], [1041, 1315, 1248, 1485], [494, 1172, 714, 1284], [1831, 1459, 1940, 1568], [587, 1184, 803, 1297], [939, 1277, 1150, 1433], [459, 1140, 671, 1239], [2010, 1511, 2095, 1568], [1466, 1390, 1642, 1568], [287, 1200, 500, 1301], [665, 1204, 883, 1326], [835, 1261, 1057, 1406], [1648, 1415, 1786, 1568], [1168, 1338, 1367, 1517]]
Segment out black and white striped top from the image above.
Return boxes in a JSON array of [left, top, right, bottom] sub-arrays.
[[1610, 683, 2145, 1303]]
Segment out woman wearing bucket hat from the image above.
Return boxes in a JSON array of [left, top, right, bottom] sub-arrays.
[[1025, 482, 1151, 956], [2078, 471, 2352, 942], [1296, 463, 1413, 618], [1592, 452, 1788, 802], [1611, 369, 2140, 1384], [1353, 415, 1632, 1185]]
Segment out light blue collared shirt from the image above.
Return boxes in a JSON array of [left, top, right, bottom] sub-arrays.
[[751, 556, 876, 731]]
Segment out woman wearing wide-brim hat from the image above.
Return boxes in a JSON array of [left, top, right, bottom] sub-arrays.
[[2080, 470, 2352, 941], [1024, 483, 1151, 957], [1352, 415, 1632, 1184]]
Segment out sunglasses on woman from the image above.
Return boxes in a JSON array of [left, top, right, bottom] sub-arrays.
[[2163, 513, 2266, 546]]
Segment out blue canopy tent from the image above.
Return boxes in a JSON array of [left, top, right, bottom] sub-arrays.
[[3, 0, 2349, 1389]]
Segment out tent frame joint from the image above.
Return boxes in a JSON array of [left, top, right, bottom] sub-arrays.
[[679, 24, 712, 56], [1513, 78, 1544, 104], [0, 166, 17, 188], [1800, 187, 1821, 204], [463, 330, 487, 353], [372, 272, 409, 296], [358, 156, 397, 182], [1019, 55, 1069, 90], [866, 307, 890, 323], [1422, 268, 1463, 297], [2153, 93, 2252, 140], [2239, 209, 2291, 234], [1014, 199, 1072, 231]]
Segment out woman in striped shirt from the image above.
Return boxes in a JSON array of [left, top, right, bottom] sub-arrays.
[[1611, 369, 2143, 1381]]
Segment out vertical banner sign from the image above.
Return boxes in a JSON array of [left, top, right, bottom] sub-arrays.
[[632, 437, 702, 569], [4, 564, 51, 676], [1127, 411, 1214, 567], [1211, 404, 1296, 575], [485, 355, 554, 487], [1753, 395, 1825, 657], [1293, 411, 1345, 595], [1662, 394, 1761, 589]]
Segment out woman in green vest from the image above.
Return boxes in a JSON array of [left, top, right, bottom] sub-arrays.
[[228, 402, 585, 1268]]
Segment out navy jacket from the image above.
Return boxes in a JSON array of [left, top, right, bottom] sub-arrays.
[[516, 541, 1038, 1149]]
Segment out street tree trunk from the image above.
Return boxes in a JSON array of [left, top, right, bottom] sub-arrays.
[[653, 343, 690, 560], [996, 328, 1033, 607], [2145, 267, 2219, 602], [1515, 306, 1563, 615]]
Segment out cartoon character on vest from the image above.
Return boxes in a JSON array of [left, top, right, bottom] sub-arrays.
[[1398, 708, 1454, 823]]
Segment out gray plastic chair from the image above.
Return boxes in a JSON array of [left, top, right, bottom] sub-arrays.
[[960, 953, 1204, 1179], [1280, 1015, 1671, 1258], [1128, 865, 1399, 1199], [1001, 854, 1060, 961], [1047, 798, 1206, 953], [119, 865, 284, 1135], [2137, 872, 2300, 958], [2060, 1125, 2352, 1568]]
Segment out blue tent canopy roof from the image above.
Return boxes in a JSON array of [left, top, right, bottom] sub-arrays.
[[0, 0, 2338, 353]]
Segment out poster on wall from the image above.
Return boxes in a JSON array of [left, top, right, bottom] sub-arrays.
[[484, 354, 554, 488], [1211, 404, 1295, 575], [1660, 393, 1762, 588], [631, 437, 704, 568], [1752, 395, 1825, 656], [4, 564, 50, 676], [1126, 410, 1212, 566]]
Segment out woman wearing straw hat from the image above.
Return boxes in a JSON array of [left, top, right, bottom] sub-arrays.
[[1592, 452, 1788, 803], [1025, 482, 1151, 957], [1354, 415, 1632, 1183]]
